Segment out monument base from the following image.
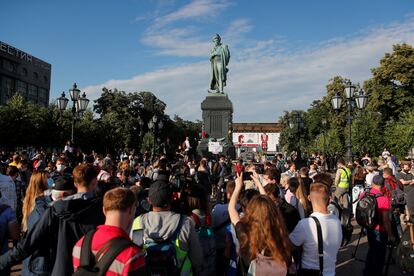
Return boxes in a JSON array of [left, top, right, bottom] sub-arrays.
[[197, 139, 236, 159], [196, 93, 235, 159]]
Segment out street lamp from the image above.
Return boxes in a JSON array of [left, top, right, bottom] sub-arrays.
[[331, 80, 368, 162], [148, 115, 163, 160], [57, 83, 89, 144]]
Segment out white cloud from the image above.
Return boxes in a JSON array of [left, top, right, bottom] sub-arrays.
[[134, 16, 146, 22], [153, 0, 231, 28], [141, 27, 211, 57], [140, 0, 239, 57], [83, 18, 414, 122]]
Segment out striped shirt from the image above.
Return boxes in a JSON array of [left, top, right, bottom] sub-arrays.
[[73, 225, 145, 276]]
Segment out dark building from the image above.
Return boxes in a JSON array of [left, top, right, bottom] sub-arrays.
[[0, 40, 51, 106]]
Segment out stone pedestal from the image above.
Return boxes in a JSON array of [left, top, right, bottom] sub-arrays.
[[197, 93, 235, 158]]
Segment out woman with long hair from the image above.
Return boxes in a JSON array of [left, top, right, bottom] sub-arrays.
[[297, 176, 312, 217], [229, 174, 291, 275], [22, 172, 49, 232], [21, 171, 52, 276]]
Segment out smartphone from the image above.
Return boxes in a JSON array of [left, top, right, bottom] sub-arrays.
[[242, 171, 253, 180]]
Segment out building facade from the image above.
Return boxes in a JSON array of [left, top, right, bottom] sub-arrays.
[[232, 123, 283, 158], [0, 40, 51, 106]]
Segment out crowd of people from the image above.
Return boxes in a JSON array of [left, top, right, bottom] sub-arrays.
[[0, 145, 413, 276]]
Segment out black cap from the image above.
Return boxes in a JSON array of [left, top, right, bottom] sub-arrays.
[[149, 180, 172, 208], [53, 176, 75, 191]]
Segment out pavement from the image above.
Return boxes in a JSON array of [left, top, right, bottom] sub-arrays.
[[336, 221, 406, 276]]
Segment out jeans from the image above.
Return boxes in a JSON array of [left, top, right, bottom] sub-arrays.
[[364, 229, 388, 276]]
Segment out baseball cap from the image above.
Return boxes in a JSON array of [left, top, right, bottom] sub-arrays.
[[149, 180, 172, 208], [372, 175, 385, 186], [53, 175, 75, 191]]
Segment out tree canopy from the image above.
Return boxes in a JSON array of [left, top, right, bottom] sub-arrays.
[[0, 89, 201, 154], [279, 43, 414, 159]]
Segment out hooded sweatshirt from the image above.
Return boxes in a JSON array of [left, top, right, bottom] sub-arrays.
[[0, 194, 105, 276], [132, 211, 203, 272]]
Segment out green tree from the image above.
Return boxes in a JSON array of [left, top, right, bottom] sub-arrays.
[[366, 43, 414, 121], [384, 110, 414, 159], [351, 111, 382, 157]]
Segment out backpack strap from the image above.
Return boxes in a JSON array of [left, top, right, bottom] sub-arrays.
[[167, 215, 184, 242], [95, 237, 134, 274], [310, 216, 323, 275], [367, 189, 384, 198], [341, 167, 352, 186], [330, 200, 342, 220], [79, 229, 98, 267], [190, 213, 201, 229]]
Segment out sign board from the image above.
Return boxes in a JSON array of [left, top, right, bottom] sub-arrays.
[[232, 132, 280, 152], [208, 141, 223, 154]]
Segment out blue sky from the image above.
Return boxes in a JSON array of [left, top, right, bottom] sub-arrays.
[[1, 0, 414, 122]]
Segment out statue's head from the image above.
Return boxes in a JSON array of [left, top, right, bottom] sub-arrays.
[[212, 34, 221, 45]]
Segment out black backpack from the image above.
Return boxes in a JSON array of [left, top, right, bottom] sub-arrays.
[[384, 177, 406, 207], [330, 200, 353, 246], [144, 215, 187, 276], [355, 190, 382, 229], [73, 229, 134, 276]]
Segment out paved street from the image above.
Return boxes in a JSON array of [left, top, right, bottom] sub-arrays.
[[336, 221, 405, 276]]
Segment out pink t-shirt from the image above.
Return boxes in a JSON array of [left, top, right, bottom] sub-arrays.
[[360, 187, 390, 232]]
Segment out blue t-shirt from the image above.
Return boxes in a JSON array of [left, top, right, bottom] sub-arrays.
[[0, 206, 16, 254]]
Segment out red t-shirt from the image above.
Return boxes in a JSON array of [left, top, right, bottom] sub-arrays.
[[73, 225, 145, 276], [360, 187, 390, 232]]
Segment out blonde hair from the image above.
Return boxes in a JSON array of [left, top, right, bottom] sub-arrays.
[[22, 172, 48, 231], [280, 174, 290, 186]]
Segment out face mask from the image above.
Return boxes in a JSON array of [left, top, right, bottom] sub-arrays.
[[56, 164, 65, 172]]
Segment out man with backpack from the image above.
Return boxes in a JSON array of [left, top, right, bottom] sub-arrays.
[[131, 180, 203, 275], [72, 187, 145, 275], [334, 159, 351, 209], [383, 167, 405, 240], [357, 175, 395, 276], [383, 167, 405, 207], [0, 164, 105, 275]]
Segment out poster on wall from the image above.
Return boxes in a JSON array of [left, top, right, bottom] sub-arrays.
[[232, 132, 280, 152]]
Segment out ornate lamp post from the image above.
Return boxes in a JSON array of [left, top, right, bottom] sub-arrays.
[[331, 80, 368, 163], [148, 115, 163, 159], [57, 83, 89, 144]]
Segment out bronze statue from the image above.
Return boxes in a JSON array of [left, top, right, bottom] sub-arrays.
[[209, 34, 230, 94]]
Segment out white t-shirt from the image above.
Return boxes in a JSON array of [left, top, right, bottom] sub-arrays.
[[289, 212, 342, 276], [365, 171, 379, 187]]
